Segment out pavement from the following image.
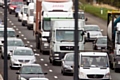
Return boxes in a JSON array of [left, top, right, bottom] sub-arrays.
[[0, 7, 120, 80]]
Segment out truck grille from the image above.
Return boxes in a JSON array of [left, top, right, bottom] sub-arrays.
[[18, 60, 30, 63], [60, 46, 79, 50], [87, 74, 104, 78]]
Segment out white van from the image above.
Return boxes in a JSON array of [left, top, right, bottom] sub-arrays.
[[26, 2, 34, 30], [18, 5, 28, 26], [79, 51, 111, 80]]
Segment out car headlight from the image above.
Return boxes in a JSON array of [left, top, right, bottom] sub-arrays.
[[105, 73, 111, 78], [10, 7, 14, 10], [44, 43, 49, 46], [54, 54, 59, 56], [12, 58, 17, 62], [21, 77, 27, 80], [31, 58, 36, 63], [79, 72, 87, 78]]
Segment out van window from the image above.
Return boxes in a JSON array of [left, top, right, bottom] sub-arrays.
[[24, 8, 28, 14], [81, 56, 109, 68], [30, 9, 34, 16]]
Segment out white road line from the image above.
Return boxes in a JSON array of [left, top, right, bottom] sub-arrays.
[[7, 19, 9, 21], [16, 28, 19, 30], [18, 31, 21, 33], [44, 64, 48, 66], [49, 69, 53, 72], [0, 74, 3, 80], [54, 76, 58, 79], [33, 49, 36, 52], [13, 26, 16, 28], [21, 34, 24, 37], [9, 21, 12, 23], [24, 38, 27, 40], [11, 23, 14, 25], [34, 53, 40, 56], [27, 41, 30, 43], [40, 58, 44, 61], [30, 45, 33, 47]]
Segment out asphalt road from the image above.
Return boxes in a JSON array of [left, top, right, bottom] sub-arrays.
[[0, 7, 120, 80]]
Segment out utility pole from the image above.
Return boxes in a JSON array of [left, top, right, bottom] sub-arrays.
[[4, 0, 8, 80], [74, 0, 79, 79]]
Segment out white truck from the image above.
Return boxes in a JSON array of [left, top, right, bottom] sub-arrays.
[[107, 11, 120, 72], [79, 51, 111, 80], [47, 19, 85, 65], [33, 0, 74, 54]]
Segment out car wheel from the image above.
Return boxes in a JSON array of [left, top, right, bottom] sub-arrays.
[[52, 60, 56, 65], [49, 57, 52, 63], [1, 54, 4, 59], [18, 18, 21, 22], [10, 62, 13, 69], [27, 25, 30, 30], [61, 69, 66, 75], [15, 13, 18, 17], [9, 11, 12, 14], [22, 22, 25, 26]]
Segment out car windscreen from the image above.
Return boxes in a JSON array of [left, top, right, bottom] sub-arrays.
[[8, 40, 24, 46], [0, 30, 16, 37]]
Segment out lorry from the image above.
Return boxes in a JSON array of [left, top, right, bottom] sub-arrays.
[[47, 19, 85, 65], [33, 0, 74, 54], [107, 10, 120, 72]]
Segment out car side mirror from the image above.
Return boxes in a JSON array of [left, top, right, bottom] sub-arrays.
[[16, 35, 19, 37], [27, 14, 29, 16], [21, 12, 23, 14], [25, 44, 28, 47], [44, 72, 47, 75], [16, 71, 20, 74], [87, 32, 90, 40], [47, 38, 50, 43], [10, 50, 13, 53], [85, 18, 88, 21], [1, 41, 4, 43]]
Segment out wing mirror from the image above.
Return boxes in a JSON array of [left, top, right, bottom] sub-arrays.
[[44, 72, 47, 75], [85, 18, 88, 21], [21, 12, 23, 14], [16, 71, 20, 74], [1, 41, 4, 43], [26, 14, 29, 17], [16, 35, 19, 37], [25, 44, 28, 47], [47, 38, 50, 43]]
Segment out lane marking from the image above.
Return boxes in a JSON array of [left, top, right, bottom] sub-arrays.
[[44, 64, 48, 66], [18, 31, 21, 34], [30, 45, 33, 47], [21, 34, 24, 37], [24, 38, 27, 40], [11, 23, 14, 25], [40, 58, 44, 61], [13, 26, 16, 28], [7, 19, 9, 21], [34, 53, 40, 56], [16, 28, 19, 30], [49, 69, 53, 72], [54, 76, 58, 79], [27, 41, 30, 43], [33, 49, 36, 52], [9, 21, 12, 23]]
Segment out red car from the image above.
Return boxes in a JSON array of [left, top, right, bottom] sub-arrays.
[[8, 0, 23, 14]]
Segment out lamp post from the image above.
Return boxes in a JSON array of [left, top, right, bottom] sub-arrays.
[[74, 0, 79, 79], [3, 0, 8, 80]]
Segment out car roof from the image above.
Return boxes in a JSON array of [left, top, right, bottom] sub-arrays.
[[29, 78, 49, 80], [22, 64, 41, 67], [97, 36, 107, 38], [84, 25, 99, 27], [80, 52, 107, 56], [0, 28, 15, 31], [7, 38, 23, 41], [15, 47, 32, 50], [65, 52, 107, 57]]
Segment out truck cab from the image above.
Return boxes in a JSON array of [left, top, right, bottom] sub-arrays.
[[48, 19, 85, 65], [79, 51, 111, 80]]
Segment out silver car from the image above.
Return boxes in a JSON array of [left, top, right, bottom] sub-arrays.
[[61, 53, 74, 75], [16, 64, 47, 80], [93, 36, 107, 50], [1, 38, 25, 59], [84, 25, 103, 41], [10, 47, 37, 69]]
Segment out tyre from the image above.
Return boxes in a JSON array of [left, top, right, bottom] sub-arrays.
[[9, 11, 12, 14], [52, 60, 56, 65], [36, 35, 40, 49], [22, 22, 25, 26], [15, 13, 18, 17], [18, 18, 21, 22]]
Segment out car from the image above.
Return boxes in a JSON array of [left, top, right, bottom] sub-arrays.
[[29, 78, 49, 80], [9, 47, 37, 68], [93, 36, 107, 50], [18, 5, 28, 26], [16, 64, 47, 80], [8, 1, 23, 14], [0, 24, 4, 28], [0, 28, 19, 43], [1, 38, 25, 59], [83, 25, 103, 41], [61, 53, 74, 75], [15, 4, 23, 17]]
